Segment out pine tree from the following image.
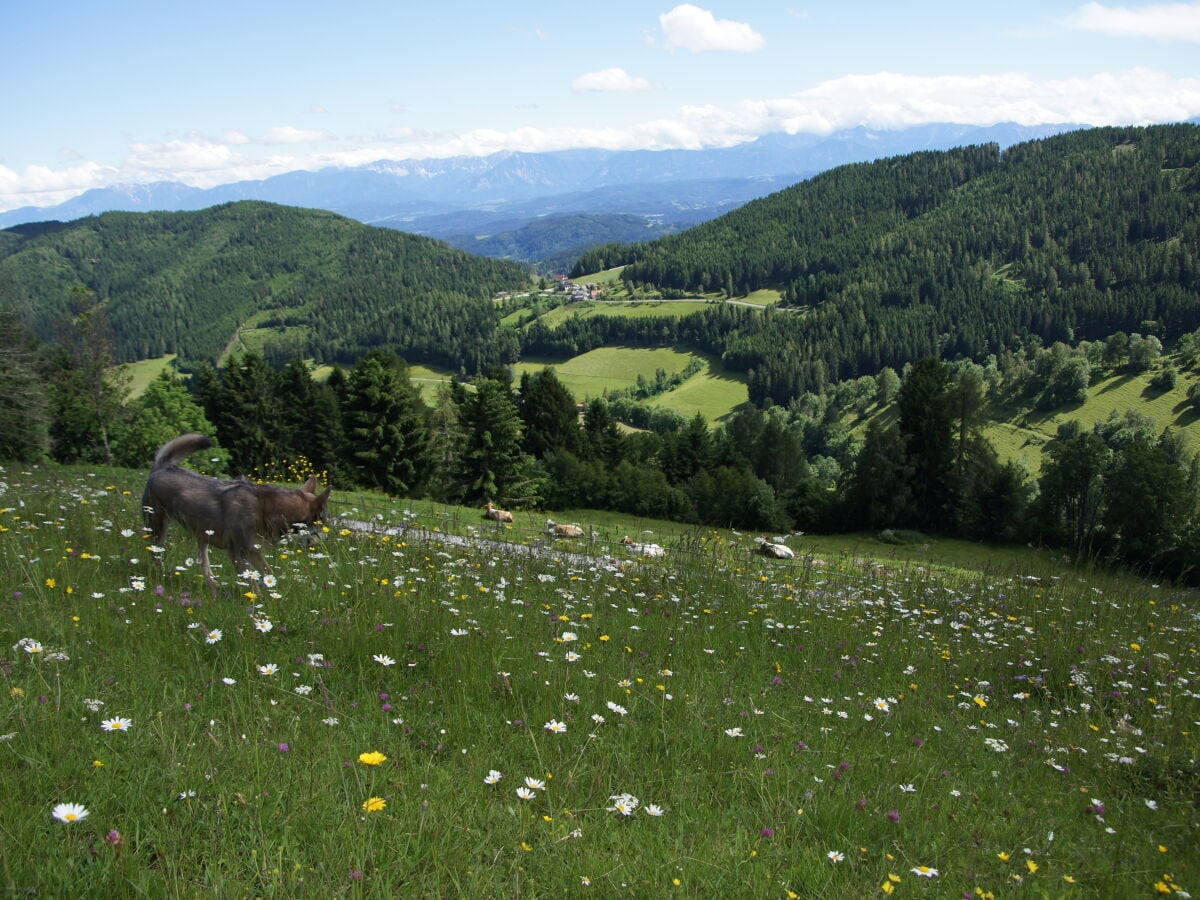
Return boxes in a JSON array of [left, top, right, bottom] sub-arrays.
[[340, 351, 429, 496], [458, 376, 540, 506]]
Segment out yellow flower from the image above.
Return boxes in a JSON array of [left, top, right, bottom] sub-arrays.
[[1026, 860, 1039, 874], [880, 881, 895, 895], [91, 759, 104, 768], [358, 751, 388, 766], [362, 796, 386, 812], [520, 841, 532, 852], [1064, 875, 1077, 884], [45, 578, 56, 588], [997, 851, 1011, 861]]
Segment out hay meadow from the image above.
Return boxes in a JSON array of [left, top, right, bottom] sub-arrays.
[[2, 463, 1197, 897]]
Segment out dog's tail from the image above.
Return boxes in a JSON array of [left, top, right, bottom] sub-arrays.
[[152, 433, 214, 471]]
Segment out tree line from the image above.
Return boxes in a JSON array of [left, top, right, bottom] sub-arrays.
[[6, 298, 1199, 584]]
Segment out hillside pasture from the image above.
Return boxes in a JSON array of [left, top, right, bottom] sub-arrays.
[[514, 346, 707, 399], [648, 352, 748, 424], [2, 464, 1196, 896], [120, 354, 178, 398]]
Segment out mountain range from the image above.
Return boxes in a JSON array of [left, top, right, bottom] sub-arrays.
[[0, 123, 1078, 267]]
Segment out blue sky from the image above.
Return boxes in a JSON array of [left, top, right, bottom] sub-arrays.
[[2, 0, 1199, 211]]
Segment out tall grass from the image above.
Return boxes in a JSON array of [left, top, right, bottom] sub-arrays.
[[1, 464, 1196, 897]]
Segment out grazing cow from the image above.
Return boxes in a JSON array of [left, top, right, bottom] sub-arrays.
[[546, 519, 584, 537], [755, 536, 795, 560], [484, 502, 514, 524], [620, 536, 666, 557]]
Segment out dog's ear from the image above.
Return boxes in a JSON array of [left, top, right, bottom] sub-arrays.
[[317, 486, 331, 505], [302, 476, 318, 493]]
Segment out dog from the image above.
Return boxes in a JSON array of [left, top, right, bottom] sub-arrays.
[[142, 433, 330, 592]]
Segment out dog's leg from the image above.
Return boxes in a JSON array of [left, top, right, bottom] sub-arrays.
[[198, 540, 218, 596]]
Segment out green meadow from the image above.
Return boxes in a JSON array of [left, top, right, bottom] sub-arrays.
[[2, 463, 1197, 896], [515, 347, 715, 402]]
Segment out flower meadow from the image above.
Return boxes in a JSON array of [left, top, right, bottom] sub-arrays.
[[1, 465, 1197, 897]]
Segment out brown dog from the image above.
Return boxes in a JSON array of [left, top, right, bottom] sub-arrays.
[[142, 433, 330, 592]]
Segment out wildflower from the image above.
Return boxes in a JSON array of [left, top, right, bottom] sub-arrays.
[[373, 654, 396, 666], [827, 850, 845, 863], [484, 770, 503, 785], [362, 796, 386, 812], [873, 698, 891, 712], [607, 792, 639, 816], [591, 713, 605, 725], [100, 716, 132, 732], [1026, 860, 1039, 874], [253, 618, 273, 633], [83, 698, 105, 712], [581, 876, 592, 886], [262, 574, 277, 588], [911, 866, 939, 877], [725, 727, 744, 737], [524, 777, 546, 791], [222, 677, 236, 685], [51, 802, 89, 823], [899, 783, 916, 793], [257, 663, 278, 675], [205, 629, 223, 644], [645, 804, 665, 817], [544, 719, 567, 734], [105, 830, 123, 846], [358, 751, 387, 766], [1145, 799, 1159, 811], [516, 787, 536, 800]]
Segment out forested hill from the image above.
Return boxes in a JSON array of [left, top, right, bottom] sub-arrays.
[[0, 201, 530, 368], [575, 124, 1200, 405]]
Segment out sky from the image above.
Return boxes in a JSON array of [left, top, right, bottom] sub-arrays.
[[2, 0, 1200, 212]]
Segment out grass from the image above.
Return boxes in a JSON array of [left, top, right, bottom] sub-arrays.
[[515, 347, 714, 401], [2, 462, 1197, 896], [647, 352, 748, 424], [120, 355, 178, 398]]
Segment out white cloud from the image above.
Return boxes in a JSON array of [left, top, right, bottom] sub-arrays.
[[0, 160, 117, 208], [260, 125, 335, 145], [754, 69, 1200, 133], [1064, 1, 1200, 41], [571, 67, 658, 93], [659, 4, 765, 52]]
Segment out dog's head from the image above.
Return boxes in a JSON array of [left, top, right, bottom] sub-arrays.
[[299, 476, 331, 525], [278, 477, 332, 548]]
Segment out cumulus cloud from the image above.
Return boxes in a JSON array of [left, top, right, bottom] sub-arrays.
[[260, 125, 335, 144], [1064, 1, 1200, 41], [659, 4, 765, 52], [571, 67, 658, 93], [0, 160, 117, 209]]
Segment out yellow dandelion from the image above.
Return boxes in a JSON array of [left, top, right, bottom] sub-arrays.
[[362, 796, 386, 812], [358, 751, 388, 766]]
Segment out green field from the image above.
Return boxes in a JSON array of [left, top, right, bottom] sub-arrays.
[[513, 346, 746, 420], [986, 367, 1199, 473], [3, 464, 1196, 896], [121, 355, 178, 398], [648, 353, 748, 424]]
